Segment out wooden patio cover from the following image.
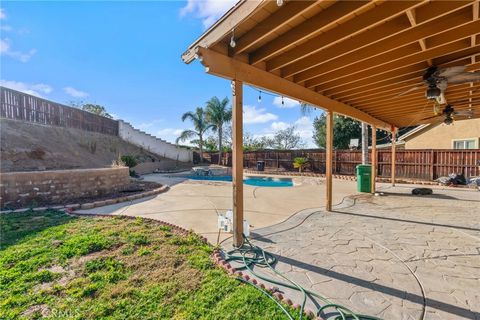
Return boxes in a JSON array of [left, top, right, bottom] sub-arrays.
[[182, 0, 480, 245], [183, 0, 479, 128]]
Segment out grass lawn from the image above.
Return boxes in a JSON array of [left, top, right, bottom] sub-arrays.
[[0, 210, 298, 319]]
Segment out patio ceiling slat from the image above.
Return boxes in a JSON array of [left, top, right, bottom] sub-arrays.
[[290, 7, 475, 82], [308, 40, 478, 89], [348, 83, 480, 108], [265, 1, 425, 72], [323, 59, 479, 100], [249, 1, 371, 65], [232, 0, 318, 55]]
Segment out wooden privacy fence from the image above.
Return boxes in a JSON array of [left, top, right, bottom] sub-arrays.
[[207, 149, 480, 180], [0, 86, 119, 135]]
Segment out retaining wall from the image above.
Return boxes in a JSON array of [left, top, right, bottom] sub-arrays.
[[118, 120, 193, 163], [0, 167, 130, 208]]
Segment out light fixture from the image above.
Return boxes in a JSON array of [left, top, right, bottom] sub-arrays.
[[281, 96, 285, 106], [426, 84, 441, 100], [443, 116, 453, 125], [276, 0, 284, 6], [230, 29, 236, 48], [258, 91, 262, 103]]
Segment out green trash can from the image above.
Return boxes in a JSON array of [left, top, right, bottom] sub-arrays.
[[356, 164, 372, 193]]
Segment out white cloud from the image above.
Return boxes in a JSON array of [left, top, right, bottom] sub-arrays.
[[137, 119, 164, 130], [63, 86, 89, 98], [294, 116, 314, 140], [156, 128, 186, 144], [180, 0, 237, 29], [270, 121, 289, 131], [273, 96, 301, 109], [0, 38, 36, 62], [0, 25, 12, 31], [243, 105, 278, 124], [0, 79, 52, 97], [0, 8, 6, 20]]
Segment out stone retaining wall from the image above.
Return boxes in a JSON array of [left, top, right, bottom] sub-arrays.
[[0, 167, 129, 208]]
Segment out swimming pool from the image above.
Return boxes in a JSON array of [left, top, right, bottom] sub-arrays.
[[187, 175, 293, 187]]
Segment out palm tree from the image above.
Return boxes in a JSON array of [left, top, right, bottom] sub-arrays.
[[206, 96, 231, 165], [176, 107, 213, 163]]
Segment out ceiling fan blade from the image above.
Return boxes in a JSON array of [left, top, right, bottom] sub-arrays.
[[446, 72, 480, 84], [453, 110, 474, 116], [420, 114, 442, 121], [394, 84, 422, 98], [435, 66, 466, 78]]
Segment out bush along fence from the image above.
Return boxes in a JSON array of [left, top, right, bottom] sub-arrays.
[[206, 149, 480, 181]]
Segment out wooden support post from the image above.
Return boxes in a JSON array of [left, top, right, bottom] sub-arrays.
[[371, 125, 377, 193], [232, 80, 244, 247], [326, 111, 333, 211], [391, 127, 396, 186]]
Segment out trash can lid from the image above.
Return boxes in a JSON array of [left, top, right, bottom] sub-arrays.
[[356, 164, 372, 168]]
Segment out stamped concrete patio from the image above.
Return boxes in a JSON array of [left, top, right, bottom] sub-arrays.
[[224, 185, 480, 320]]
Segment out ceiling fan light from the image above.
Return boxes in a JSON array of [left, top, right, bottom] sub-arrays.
[[444, 116, 453, 125], [426, 85, 441, 100]]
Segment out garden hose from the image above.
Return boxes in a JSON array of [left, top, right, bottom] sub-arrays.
[[223, 236, 382, 320]]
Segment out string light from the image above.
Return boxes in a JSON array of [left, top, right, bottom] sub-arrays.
[[258, 91, 262, 103], [229, 29, 236, 48], [281, 96, 284, 106]]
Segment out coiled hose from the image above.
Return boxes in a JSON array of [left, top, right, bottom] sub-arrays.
[[223, 236, 382, 320]]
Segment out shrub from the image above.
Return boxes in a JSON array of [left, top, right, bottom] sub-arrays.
[[293, 157, 309, 173], [120, 155, 138, 168]]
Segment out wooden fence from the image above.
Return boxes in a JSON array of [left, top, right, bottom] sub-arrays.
[[0, 86, 119, 135], [206, 149, 480, 180]]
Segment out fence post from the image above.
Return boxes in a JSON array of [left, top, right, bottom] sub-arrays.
[[430, 150, 435, 180]]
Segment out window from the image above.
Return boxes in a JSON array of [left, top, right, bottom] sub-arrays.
[[453, 139, 477, 149]]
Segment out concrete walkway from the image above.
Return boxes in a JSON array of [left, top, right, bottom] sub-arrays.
[[223, 185, 480, 320], [76, 172, 359, 243]]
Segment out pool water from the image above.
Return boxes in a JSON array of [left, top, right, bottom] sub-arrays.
[[187, 175, 293, 187]]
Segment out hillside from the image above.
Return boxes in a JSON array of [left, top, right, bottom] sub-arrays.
[[0, 119, 184, 173]]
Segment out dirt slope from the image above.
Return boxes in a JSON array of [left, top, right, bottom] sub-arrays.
[[0, 119, 182, 172]]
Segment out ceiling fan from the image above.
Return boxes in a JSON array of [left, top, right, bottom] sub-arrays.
[[420, 104, 474, 125], [398, 65, 480, 105]]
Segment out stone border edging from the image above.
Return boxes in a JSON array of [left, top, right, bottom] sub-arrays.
[[211, 248, 317, 319], [0, 185, 170, 214], [245, 169, 442, 186]]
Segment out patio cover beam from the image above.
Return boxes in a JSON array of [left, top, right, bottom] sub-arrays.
[[232, 80, 244, 247], [326, 112, 333, 211], [391, 127, 397, 187], [371, 126, 377, 193], [195, 47, 391, 131]]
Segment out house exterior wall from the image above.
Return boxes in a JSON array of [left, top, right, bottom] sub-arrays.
[[118, 120, 193, 163], [404, 118, 480, 149]]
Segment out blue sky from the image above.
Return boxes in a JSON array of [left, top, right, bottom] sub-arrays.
[[1, 1, 318, 147]]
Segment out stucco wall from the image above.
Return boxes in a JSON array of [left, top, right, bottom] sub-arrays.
[[405, 118, 480, 149], [0, 167, 130, 208], [118, 120, 192, 163]]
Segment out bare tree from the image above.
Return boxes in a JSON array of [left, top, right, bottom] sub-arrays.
[[264, 126, 305, 150]]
